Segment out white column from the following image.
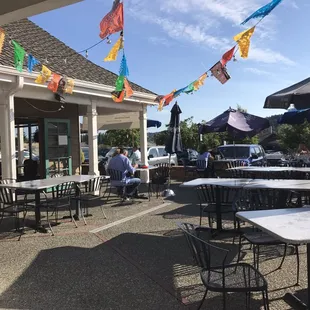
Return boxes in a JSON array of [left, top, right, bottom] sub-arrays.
[[1, 95, 17, 180], [17, 126, 24, 175], [87, 101, 99, 175], [139, 105, 149, 183]]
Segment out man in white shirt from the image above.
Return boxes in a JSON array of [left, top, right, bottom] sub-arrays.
[[196, 145, 214, 177], [130, 145, 141, 166]]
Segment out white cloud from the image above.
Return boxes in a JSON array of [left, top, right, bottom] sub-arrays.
[[148, 37, 172, 46], [244, 67, 270, 76], [128, 0, 295, 66]]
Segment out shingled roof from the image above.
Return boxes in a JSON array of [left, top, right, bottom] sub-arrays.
[[0, 19, 155, 95]]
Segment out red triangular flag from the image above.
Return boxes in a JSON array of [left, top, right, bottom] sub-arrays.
[[99, 1, 124, 39], [220, 46, 235, 66]]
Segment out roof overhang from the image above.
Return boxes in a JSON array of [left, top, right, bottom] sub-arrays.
[[0, 65, 158, 113], [0, 0, 82, 25]]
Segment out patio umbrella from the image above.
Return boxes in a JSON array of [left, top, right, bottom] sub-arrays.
[[163, 102, 182, 197], [264, 77, 310, 110], [199, 108, 270, 139], [278, 108, 310, 125], [165, 103, 182, 154], [147, 119, 162, 128]]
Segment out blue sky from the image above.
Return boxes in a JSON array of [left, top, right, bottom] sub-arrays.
[[31, 0, 309, 132]]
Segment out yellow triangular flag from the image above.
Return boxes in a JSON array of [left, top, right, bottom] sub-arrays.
[[233, 26, 255, 59], [104, 37, 123, 62], [35, 65, 52, 84], [0, 28, 5, 54]]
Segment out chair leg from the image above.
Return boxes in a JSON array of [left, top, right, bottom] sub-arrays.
[[245, 292, 251, 310], [199, 205, 203, 227], [100, 206, 107, 219], [295, 245, 300, 286], [197, 289, 208, 310], [262, 290, 270, 310], [18, 210, 27, 241], [81, 202, 87, 225], [47, 209, 54, 236], [69, 203, 78, 228], [278, 244, 288, 269], [223, 292, 227, 310], [236, 234, 243, 265]]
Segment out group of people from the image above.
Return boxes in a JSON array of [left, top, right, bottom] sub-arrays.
[[107, 146, 142, 199]]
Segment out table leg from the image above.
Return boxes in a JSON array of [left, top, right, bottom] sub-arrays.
[[215, 186, 222, 231], [283, 244, 309, 310], [34, 191, 48, 233], [74, 184, 81, 221]]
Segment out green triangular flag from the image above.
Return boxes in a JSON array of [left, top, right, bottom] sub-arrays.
[[12, 40, 25, 72], [115, 75, 125, 92]]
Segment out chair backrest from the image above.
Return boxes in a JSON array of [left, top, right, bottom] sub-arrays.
[[177, 222, 229, 270], [107, 169, 123, 182], [84, 176, 102, 193], [0, 185, 14, 205], [196, 159, 207, 171], [154, 163, 170, 178], [51, 181, 74, 199]]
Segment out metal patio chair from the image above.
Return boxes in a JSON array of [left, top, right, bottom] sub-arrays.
[[177, 222, 270, 310]]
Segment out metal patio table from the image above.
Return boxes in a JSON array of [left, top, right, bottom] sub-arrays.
[[237, 207, 310, 310]]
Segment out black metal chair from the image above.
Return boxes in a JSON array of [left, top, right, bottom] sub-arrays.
[[151, 163, 170, 198], [177, 222, 270, 310], [0, 180, 31, 240], [196, 185, 238, 229], [72, 176, 107, 224], [233, 196, 300, 286], [107, 169, 133, 201], [41, 181, 76, 235]]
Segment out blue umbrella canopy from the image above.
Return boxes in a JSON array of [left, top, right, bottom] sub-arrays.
[[199, 108, 270, 138], [147, 119, 162, 128], [278, 108, 310, 125]]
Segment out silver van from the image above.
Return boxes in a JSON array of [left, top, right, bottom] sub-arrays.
[[147, 146, 178, 166]]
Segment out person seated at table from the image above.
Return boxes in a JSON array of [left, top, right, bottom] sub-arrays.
[[197, 144, 214, 177], [297, 144, 310, 155], [108, 147, 141, 198]]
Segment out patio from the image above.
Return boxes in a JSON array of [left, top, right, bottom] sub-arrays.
[[0, 183, 307, 310]]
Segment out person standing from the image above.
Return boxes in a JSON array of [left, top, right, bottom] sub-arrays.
[[130, 145, 141, 166], [197, 145, 214, 177]]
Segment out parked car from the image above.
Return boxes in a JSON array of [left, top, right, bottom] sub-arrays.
[[147, 146, 178, 166], [265, 150, 285, 166], [217, 144, 267, 166], [81, 146, 104, 163], [177, 149, 199, 165]]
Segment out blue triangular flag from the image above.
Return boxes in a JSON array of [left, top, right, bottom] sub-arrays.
[[119, 53, 129, 77], [27, 54, 40, 73], [241, 0, 282, 25]]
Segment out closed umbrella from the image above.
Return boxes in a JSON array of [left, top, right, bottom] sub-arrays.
[[165, 103, 183, 154], [163, 103, 183, 197], [278, 107, 310, 125], [199, 108, 270, 139], [264, 77, 310, 110]]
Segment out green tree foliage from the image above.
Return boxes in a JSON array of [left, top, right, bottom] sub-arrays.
[[104, 129, 140, 147], [277, 121, 310, 152]]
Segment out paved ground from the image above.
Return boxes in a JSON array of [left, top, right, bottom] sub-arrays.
[[0, 183, 308, 309]]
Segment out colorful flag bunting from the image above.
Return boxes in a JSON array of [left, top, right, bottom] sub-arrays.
[[64, 79, 74, 94], [124, 78, 133, 98], [173, 87, 188, 98], [234, 27, 255, 58], [210, 61, 231, 84], [47, 73, 62, 93], [221, 46, 236, 66], [115, 75, 125, 91], [35, 65, 52, 84], [27, 54, 40, 73], [241, 0, 282, 25], [99, 0, 124, 39], [193, 73, 207, 91], [157, 90, 176, 111], [0, 28, 5, 54], [104, 36, 123, 61], [12, 40, 25, 72], [119, 53, 129, 77], [112, 90, 125, 103]]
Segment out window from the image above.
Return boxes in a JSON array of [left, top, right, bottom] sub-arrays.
[[254, 146, 262, 157], [250, 147, 256, 156], [148, 148, 158, 158], [158, 147, 167, 157]]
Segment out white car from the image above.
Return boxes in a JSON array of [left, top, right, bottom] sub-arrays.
[[147, 146, 178, 166]]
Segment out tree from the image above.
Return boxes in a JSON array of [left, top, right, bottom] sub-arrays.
[[277, 121, 310, 152], [104, 129, 140, 147]]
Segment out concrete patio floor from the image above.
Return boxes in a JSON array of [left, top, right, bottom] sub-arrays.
[[0, 183, 308, 309]]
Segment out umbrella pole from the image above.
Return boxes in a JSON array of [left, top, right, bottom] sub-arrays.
[[162, 153, 175, 198]]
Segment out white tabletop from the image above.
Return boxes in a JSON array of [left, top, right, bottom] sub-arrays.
[[180, 178, 254, 188], [228, 166, 310, 173], [236, 207, 310, 244], [0, 175, 110, 191], [181, 178, 310, 191]]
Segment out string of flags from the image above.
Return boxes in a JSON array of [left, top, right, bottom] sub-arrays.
[[0, 0, 130, 102], [155, 0, 283, 111]]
